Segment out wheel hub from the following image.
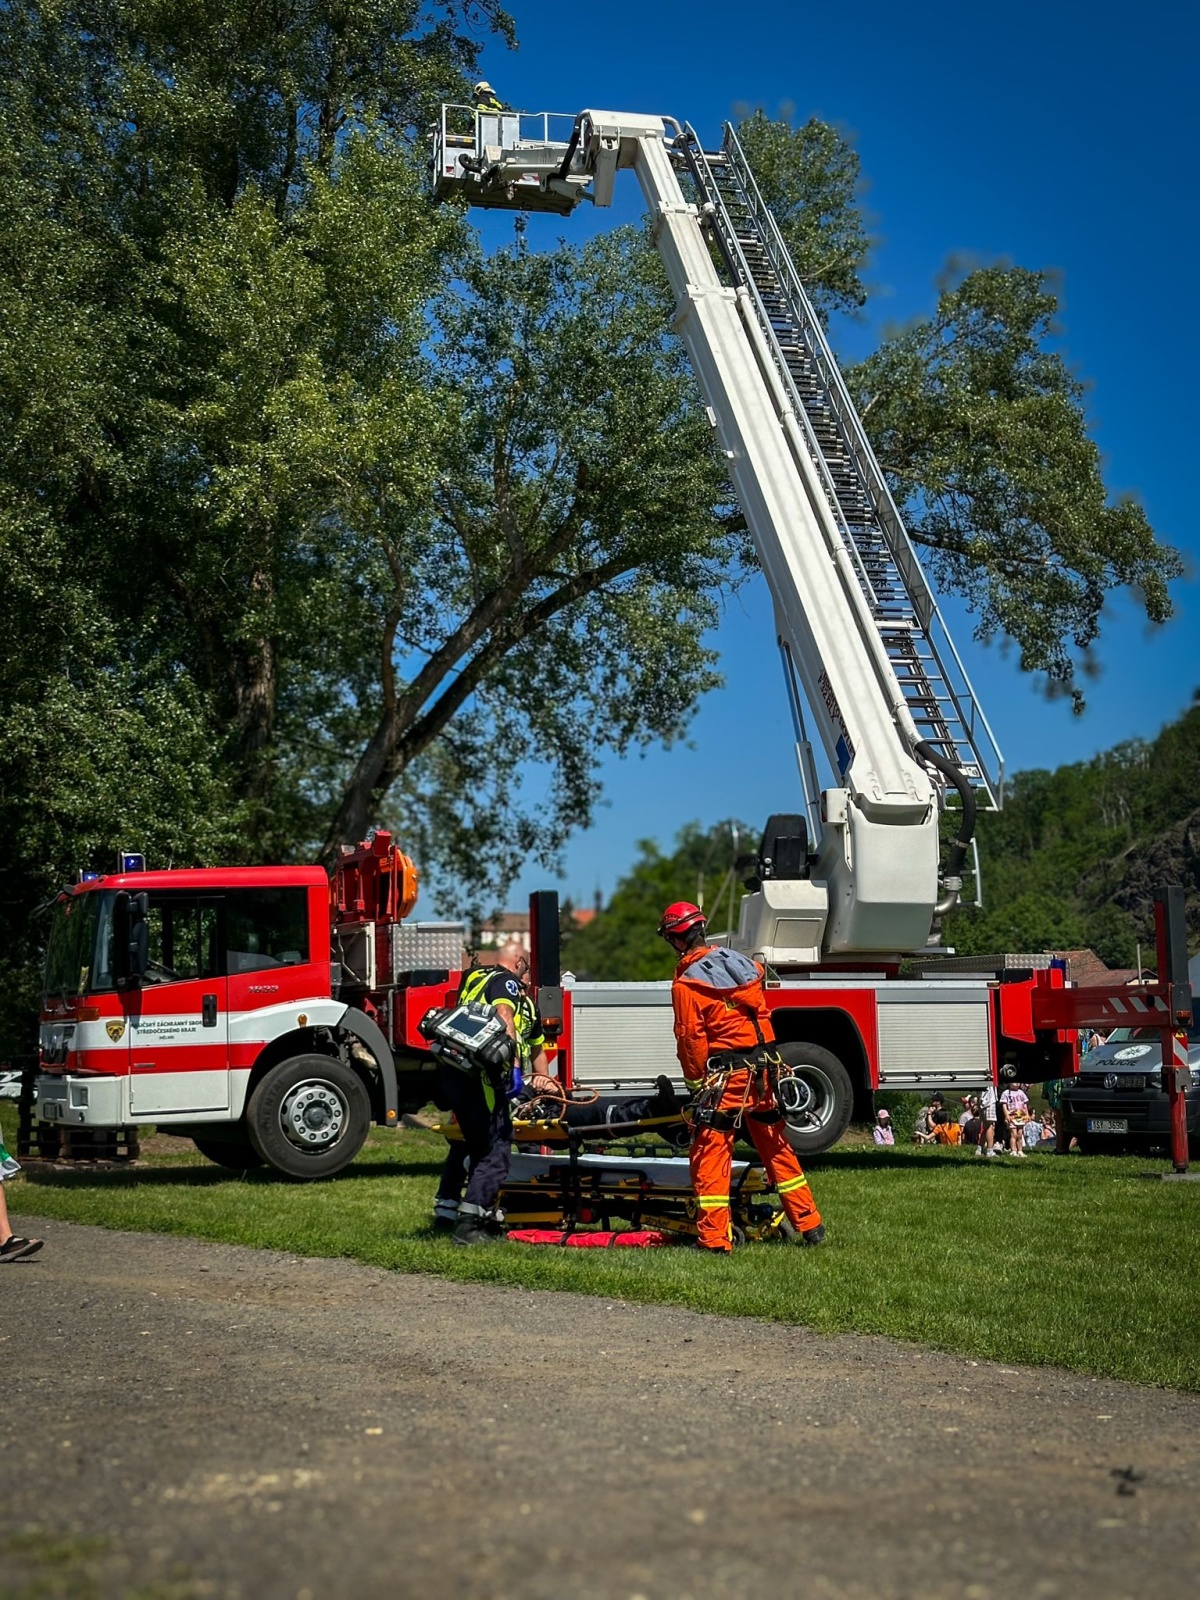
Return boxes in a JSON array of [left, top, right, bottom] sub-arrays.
[[280, 1081, 346, 1150], [778, 1072, 816, 1116], [778, 1065, 835, 1129]]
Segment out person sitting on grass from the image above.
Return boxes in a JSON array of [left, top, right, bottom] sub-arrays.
[[1022, 1108, 1045, 1149], [0, 1135, 43, 1262], [913, 1095, 944, 1144], [961, 1095, 983, 1150], [872, 1107, 895, 1145], [928, 1109, 962, 1146]]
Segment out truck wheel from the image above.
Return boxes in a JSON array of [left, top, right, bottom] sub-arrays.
[[192, 1133, 264, 1170], [774, 1042, 853, 1156], [246, 1054, 370, 1180]]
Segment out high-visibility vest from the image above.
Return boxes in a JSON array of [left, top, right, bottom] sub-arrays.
[[458, 967, 543, 1064]]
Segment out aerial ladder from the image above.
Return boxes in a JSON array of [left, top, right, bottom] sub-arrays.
[[433, 105, 1005, 964]]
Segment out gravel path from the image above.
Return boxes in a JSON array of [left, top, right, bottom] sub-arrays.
[[2, 1218, 1197, 1599]]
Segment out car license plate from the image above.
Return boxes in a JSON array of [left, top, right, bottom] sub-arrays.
[[1086, 1117, 1128, 1134]]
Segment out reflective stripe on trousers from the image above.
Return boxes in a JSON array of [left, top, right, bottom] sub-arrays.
[[689, 1068, 821, 1250]]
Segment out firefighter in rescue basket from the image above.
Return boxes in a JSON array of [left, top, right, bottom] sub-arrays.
[[661, 901, 826, 1252]]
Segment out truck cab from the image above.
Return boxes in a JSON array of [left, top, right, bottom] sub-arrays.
[[37, 864, 401, 1177]]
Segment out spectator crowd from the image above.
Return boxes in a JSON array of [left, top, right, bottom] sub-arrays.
[[903, 1090, 1057, 1156]]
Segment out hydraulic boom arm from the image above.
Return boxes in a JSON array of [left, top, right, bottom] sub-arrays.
[[432, 105, 1004, 961]]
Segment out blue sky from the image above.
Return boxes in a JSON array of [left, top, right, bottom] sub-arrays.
[[456, 0, 1197, 911]]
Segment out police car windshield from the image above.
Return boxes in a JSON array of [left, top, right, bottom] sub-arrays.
[[42, 891, 108, 1002], [1129, 1006, 1200, 1042]]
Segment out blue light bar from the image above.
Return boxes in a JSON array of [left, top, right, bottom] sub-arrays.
[[79, 870, 102, 882], [118, 851, 146, 873]]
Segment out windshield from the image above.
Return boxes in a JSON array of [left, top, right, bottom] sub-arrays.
[[1130, 1008, 1200, 1042], [42, 891, 110, 1003]]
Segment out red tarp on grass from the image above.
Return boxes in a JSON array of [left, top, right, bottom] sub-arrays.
[[506, 1229, 673, 1248]]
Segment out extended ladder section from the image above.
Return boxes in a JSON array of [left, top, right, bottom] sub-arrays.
[[679, 124, 1003, 810], [432, 108, 1005, 961]]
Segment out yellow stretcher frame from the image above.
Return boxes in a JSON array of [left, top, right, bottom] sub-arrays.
[[440, 1115, 793, 1242]]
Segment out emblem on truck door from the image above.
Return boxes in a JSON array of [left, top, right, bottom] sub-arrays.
[[105, 1020, 126, 1042]]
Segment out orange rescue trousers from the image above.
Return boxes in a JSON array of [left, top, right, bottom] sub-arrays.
[[689, 1067, 821, 1251]]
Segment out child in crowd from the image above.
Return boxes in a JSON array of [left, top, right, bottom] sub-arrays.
[[873, 1107, 895, 1145], [1000, 1083, 1031, 1156], [978, 1083, 999, 1156]]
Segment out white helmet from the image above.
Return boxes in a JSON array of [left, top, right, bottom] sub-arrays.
[[474, 81, 493, 96]]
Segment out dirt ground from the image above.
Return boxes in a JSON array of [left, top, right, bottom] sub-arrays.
[[2, 1219, 1198, 1600]]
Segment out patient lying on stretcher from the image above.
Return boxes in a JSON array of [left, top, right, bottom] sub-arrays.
[[514, 1073, 687, 1144]]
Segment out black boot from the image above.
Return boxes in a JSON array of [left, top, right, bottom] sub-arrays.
[[791, 1222, 826, 1247], [648, 1075, 679, 1117], [452, 1216, 493, 1246]]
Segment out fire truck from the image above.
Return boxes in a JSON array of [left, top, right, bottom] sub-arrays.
[[36, 104, 1125, 1179], [35, 832, 1077, 1178]]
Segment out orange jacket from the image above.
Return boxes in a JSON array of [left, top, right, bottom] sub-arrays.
[[671, 944, 775, 1087]]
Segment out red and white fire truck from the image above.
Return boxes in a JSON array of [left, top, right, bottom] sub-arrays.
[[34, 827, 1081, 1178], [37, 103, 1181, 1177]]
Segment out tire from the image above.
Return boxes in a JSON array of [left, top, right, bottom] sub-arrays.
[[774, 1041, 854, 1156], [192, 1133, 264, 1170], [245, 1054, 371, 1180]]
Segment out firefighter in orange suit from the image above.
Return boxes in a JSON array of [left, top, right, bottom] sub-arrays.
[[661, 901, 825, 1253]]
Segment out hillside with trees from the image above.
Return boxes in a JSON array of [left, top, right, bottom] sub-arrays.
[[952, 700, 1200, 963], [562, 702, 1200, 979]]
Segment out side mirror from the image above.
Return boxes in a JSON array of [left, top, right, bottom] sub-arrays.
[[113, 891, 149, 988]]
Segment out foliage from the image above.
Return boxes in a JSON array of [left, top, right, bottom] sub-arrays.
[[734, 109, 870, 321], [952, 703, 1200, 962], [319, 231, 744, 904], [7, 1110, 1200, 1390], [0, 0, 510, 1052], [561, 820, 755, 980], [847, 265, 1182, 707]]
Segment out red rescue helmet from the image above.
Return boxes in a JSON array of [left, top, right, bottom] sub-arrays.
[[658, 900, 707, 941]]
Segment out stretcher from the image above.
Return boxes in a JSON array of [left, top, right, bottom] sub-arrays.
[[440, 1087, 796, 1243], [498, 1148, 794, 1243]]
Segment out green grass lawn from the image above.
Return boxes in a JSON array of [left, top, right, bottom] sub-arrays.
[[5, 1106, 1199, 1391]]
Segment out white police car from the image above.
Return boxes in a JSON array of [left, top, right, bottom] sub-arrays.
[[1060, 1010, 1200, 1154]]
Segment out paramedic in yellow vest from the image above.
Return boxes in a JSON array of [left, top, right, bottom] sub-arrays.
[[434, 940, 547, 1244]]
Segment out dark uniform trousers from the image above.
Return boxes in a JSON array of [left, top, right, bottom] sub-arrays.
[[435, 967, 543, 1219], [435, 1063, 511, 1215]]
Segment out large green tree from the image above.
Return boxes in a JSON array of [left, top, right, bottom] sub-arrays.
[[0, 0, 510, 1046]]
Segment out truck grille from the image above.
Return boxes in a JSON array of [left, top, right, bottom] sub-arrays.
[[1065, 1097, 1153, 1124]]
